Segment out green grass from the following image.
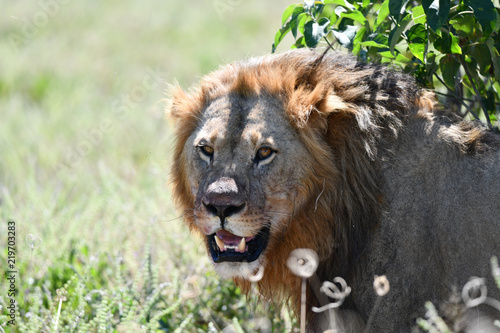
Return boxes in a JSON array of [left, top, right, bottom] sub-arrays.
[[0, 1, 296, 331]]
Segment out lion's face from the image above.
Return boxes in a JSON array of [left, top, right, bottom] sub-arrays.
[[181, 93, 310, 278]]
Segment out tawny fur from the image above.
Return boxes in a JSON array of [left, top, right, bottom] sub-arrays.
[[168, 49, 500, 332]]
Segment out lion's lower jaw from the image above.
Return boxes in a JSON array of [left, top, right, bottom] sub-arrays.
[[213, 258, 266, 280]]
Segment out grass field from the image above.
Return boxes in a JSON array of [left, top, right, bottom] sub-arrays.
[[0, 1, 296, 331]]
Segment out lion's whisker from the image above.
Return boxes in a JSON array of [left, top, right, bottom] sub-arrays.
[[157, 210, 194, 223]]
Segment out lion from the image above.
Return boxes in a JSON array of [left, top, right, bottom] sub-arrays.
[[168, 49, 500, 332]]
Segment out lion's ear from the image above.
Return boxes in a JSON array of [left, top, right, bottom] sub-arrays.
[[165, 83, 203, 122], [166, 84, 203, 151], [287, 85, 350, 132], [319, 92, 350, 115]]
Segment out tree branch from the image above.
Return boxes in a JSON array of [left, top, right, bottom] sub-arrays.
[[433, 73, 481, 122], [455, 55, 493, 129]]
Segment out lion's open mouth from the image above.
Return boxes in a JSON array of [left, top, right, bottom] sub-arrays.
[[207, 227, 270, 263]]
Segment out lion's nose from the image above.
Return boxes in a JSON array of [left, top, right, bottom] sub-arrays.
[[203, 177, 246, 224], [203, 202, 246, 220]]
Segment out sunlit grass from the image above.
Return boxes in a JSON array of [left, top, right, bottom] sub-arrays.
[[0, 0, 294, 331]]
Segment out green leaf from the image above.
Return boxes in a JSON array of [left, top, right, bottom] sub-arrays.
[[272, 19, 292, 53], [282, 4, 297, 25], [450, 33, 462, 54], [493, 56, 500, 80], [486, 37, 500, 80], [408, 43, 427, 63], [379, 50, 397, 59], [450, 14, 476, 37], [329, 8, 338, 24], [464, 0, 497, 36], [422, 0, 451, 32], [352, 26, 367, 55], [370, 32, 389, 45], [485, 89, 497, 117], [468, 43, 491, 74], [290, 6, 306, 39], [411, 5, 427, 25], [395, 53, 411, 63], [292, 36, 307, 49], [319, 16, 331, 28], [389, 13, 412, 55], [407, 23, 427, 43], [311, 3, 325, 17], [407, 24, 428, 62], [341, 10, 367, 25], [439, 55, 461, 88], [463, 55, 487, 95], [335, 5, 348, 17], [304, 17, 330, 48], [323, 0, 356, 11], [389, 0, 408, 20], [381, 56, 393, 64], [359, 40, 389, 48], [374, 0, 390, 30], [425, 52, 438, 85], [341, 10, 368, 26], [297, 13, 311, 35], [332, 25, 358, 48], [434, 32, 462, 54]]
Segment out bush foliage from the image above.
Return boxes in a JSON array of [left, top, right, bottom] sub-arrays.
[[273, 0, 500, 129]]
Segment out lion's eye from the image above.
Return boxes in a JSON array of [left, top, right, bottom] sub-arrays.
[[255, 147, 274, 162], [199, 145, 214, 158]]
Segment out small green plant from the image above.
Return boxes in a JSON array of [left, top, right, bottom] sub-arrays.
[[0, 243, 181, 332], [0, 240, 293, 332], [273, 0, 500, 129]]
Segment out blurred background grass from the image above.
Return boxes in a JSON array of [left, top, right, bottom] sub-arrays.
[[0, 1, 295, 331]]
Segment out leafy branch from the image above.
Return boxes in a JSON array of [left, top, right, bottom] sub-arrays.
[[273, 0, 500, 130]]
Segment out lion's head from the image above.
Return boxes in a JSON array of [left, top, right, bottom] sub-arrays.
[[171, 91, 314, 278], [168, 48, 432, 308]]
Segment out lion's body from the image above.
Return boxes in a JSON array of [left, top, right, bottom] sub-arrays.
[[169, 49, 500, 332], [356, 118, 500, 331]]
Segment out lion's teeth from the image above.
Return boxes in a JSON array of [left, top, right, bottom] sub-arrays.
[[215, 234, 246, 252], [237, 237, 246, 252], [214, 235, 225, 250]]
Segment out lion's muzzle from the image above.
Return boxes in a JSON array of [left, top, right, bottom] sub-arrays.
[[201, 176, 270, 263], [202, 176, 246, 226]]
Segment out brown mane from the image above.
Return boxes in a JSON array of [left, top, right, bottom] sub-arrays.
[[168, 49, 490, 320]]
